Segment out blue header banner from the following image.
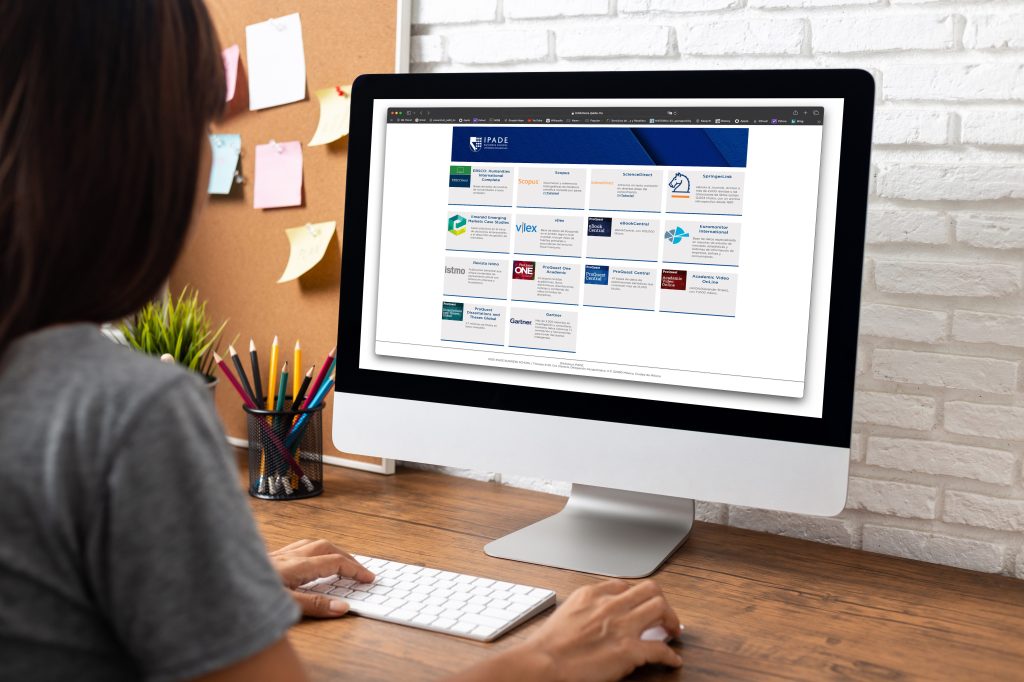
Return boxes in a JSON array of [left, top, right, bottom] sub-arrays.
[[451, 127, 748, 168]]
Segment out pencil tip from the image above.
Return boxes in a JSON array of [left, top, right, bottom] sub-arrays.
[[282, 361, 289, 371], [329, 346, 337, 357], [306, 366, 315, 376], [273, 335, 279, 345], [228, 344, 237, 355], [295, 339, 301, 350], [213, 351, 223, 363], [249, 338, 256, 351]]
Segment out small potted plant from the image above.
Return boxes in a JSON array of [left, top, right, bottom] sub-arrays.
[[119, 286, 229, 392]]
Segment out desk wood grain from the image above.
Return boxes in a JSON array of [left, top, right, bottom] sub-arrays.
[[242, 457, 1024, 681]]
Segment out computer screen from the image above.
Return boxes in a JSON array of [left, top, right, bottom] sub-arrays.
[[358, 98, 843, 420]]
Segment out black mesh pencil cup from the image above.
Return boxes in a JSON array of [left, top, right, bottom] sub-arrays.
[[243, 403, 324, 500]]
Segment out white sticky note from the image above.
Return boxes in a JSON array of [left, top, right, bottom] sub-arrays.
[[246, 13, 306, 111], [278, 221, 337, 282]]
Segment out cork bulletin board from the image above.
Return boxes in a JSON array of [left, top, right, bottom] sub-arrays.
[[170, 0, 410, 473]]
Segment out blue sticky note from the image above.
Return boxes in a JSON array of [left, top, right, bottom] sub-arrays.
[[208, 133, 241, 194]]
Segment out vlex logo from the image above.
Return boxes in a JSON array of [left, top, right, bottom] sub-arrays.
[[512, 260, 535, 280], [448, 214, 467, 236]]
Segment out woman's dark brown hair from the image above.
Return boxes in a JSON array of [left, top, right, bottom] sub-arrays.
[[0, 0, 225, 356]]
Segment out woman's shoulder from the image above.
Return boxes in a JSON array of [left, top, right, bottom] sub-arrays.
[[2, 323, 212, 425]]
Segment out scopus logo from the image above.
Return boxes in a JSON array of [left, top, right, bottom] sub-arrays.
[[469, 136, 482, 152]]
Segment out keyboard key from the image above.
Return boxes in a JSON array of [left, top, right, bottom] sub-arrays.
[[510, 585, 531, 595], [390, 609, 418, 621], [493, 581, 515, 591], [311, 583, 334, 594], [472, 578, 495, 588], [412, 614, 437, 626], [390, 589, 411, 600], [421, 605, 444, 616], [419, 568, 441, 577], [490, 599, 512, 610], [483, 607, 521, 621], [329, 587, 353, 597], [406, 592, 428, 603], [368, 585, 392, 595], [383, 598, 408, 610], [349, 601, 395, 618], [468, 596, 490, 606], [434, 618, 457, 630], [462, 613, 505, 630], [365, 594, 388, 604], [451, 622, 477, 635], [347, 591, 371, 601], [440, 609, 464, 620], [473, 626, 497, 638]]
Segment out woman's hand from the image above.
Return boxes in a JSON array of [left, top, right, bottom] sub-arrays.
[[448, 579, 683, 682], [269, 539, 375, 618], [524, 579, 683, 681]]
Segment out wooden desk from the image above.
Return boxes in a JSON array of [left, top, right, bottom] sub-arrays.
[[244, 459, 1024, 680]]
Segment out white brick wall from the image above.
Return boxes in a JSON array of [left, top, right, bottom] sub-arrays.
[[409, 1, 1024, 578]]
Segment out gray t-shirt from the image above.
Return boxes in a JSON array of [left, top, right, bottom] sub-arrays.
[[0, 324, 300, 681]]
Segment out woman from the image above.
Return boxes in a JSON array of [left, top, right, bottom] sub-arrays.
[[0, 2, 683, 681]]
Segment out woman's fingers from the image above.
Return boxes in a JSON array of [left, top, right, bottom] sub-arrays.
[[272, 538, 316, 554], [606, 579, 664, 613], [634, 641, 683, 669], [624, 594, 682, 635], [291, 591, 350, 618], [280, 553, 375, 587]]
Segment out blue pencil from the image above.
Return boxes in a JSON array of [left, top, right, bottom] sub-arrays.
[[286, 373, 334, 449]]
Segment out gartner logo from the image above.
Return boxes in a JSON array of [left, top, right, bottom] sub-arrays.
[[448, 214, 467, 236], [668, 172, 691, 194], [664, 226, 690, 244], [468, 134, 509, 152]]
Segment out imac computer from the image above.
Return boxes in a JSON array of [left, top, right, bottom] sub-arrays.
[[334, 70, 874, 578]]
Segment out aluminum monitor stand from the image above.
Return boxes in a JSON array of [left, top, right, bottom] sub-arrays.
[[484, 484, 695, 578]]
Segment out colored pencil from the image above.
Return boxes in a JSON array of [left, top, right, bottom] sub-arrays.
[[213, 352, 306, 478], [293, 340, 302, 398], [265, 336, 279, 410], [302, 346, 335, 409], [249, 339, 264, 405], [291, 365, 314, 410], [275, 362, 289, 411], [228, 345, 256, 403], [286, 372, 335, 448]]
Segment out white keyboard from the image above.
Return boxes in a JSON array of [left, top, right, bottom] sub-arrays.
[[298, 555, 556, 641]]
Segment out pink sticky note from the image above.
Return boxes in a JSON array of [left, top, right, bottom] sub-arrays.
[[223, 44, 240, 102], [253, 141, 303, 209]]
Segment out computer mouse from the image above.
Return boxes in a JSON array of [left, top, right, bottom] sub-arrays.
[[640, 624, 684, 642]]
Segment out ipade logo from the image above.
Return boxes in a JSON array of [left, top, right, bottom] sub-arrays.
[[469, 136, 482, 152]]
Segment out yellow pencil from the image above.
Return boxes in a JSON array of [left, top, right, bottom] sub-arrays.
[[293, 339, 302, 398], [265, 335, 279, 410]]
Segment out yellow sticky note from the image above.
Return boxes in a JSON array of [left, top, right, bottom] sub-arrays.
[[308, 86, 351, 146], [278, 221, 337, 283]]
